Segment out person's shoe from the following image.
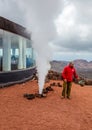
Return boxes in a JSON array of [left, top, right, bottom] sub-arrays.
[[67, 96, 71, 99], [61, 96, 65, 99]]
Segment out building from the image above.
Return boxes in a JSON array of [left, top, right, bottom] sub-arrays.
[[0, 16, 36, 87]]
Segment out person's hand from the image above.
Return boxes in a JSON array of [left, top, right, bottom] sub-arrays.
[[75, 77, 80, 83], [64, 79, 67, 82], [77, 77, 80, 80]]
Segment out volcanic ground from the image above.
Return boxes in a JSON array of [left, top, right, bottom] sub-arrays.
[[0, 80, 92, 130]]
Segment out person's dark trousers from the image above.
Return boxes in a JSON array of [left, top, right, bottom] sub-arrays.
[[67, 82, 72, 98], [62, 81, 72, 98]]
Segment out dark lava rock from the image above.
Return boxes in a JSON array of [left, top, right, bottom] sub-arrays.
[[46, 86, 54, 91], [57, 83, 62, 87], [35, 93, 47, 98], [23, 93, 35, 100], [43, 88, 48, 94]]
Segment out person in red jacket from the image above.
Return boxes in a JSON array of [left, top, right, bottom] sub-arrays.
[[61, 62, 78, 99]]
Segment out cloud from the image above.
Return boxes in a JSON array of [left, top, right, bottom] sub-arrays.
[[0, 0, 92, 61], [53, 0, 92, 57]]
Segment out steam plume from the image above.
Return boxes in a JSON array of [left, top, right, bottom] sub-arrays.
[[13, 0, 53, 94]]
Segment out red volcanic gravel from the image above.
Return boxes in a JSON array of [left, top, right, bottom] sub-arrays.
[[0, 80, 92, 130]]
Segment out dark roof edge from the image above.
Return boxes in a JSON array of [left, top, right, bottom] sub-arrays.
[[0, 16, 31, 40]]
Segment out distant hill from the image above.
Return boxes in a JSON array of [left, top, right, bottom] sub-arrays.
[[50, 59, 92, 79], [73, 59, 92, 71]]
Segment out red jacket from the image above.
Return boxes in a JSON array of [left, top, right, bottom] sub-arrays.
[[62, 65, 78, 82]]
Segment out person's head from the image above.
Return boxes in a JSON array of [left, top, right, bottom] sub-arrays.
[[69, 61, 74, 68]]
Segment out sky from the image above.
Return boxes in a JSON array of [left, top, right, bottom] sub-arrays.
[[0, 0, 92, 61]]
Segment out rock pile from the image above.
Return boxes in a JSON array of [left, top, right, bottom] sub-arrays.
[[32, 70, 92, 85], [85, 79, 92, 85], [46, 70, 61, 81]]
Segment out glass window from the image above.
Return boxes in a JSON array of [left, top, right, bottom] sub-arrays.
[[26, 40, 33, 68], [11, 34, 19, 70], [0, 29, 3, 71], [0, 29, 36, 71]]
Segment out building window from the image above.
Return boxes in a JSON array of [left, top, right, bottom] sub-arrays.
[[0, 29, 35, 72], [11, 34, 19, 70], [26, 40, 33, 68], [0, 29, 3, 71]]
